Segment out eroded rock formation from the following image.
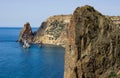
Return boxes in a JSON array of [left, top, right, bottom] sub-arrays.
[[19, 22, 33, 42], [64, 5, 120, 78]]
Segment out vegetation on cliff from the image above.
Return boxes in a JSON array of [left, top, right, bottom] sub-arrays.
[[46, 20, 65, 40], [33, 15, 71, 46]]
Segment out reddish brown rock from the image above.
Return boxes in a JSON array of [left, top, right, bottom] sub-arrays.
[[64, 5, 120, 78], [19, 22, 33, 43]]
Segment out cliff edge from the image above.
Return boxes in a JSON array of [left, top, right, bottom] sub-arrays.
[[64, 5, 120, 78]]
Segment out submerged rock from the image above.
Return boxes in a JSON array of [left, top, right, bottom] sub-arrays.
[[64, 5, 120, 78], [19, 22, 33, 43]]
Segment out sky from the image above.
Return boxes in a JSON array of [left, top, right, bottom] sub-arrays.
[[0, 0, 120, 27]]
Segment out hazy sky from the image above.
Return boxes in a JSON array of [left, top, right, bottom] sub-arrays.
[[0, 0, 120, 27]]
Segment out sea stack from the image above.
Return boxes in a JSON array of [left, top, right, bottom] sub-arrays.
[[64, 5, 120, 78], [19, 22, 33, 43]]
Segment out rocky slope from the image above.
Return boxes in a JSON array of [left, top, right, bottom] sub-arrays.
[[64, 5, 120, 78], [33, 15, 71, 47]]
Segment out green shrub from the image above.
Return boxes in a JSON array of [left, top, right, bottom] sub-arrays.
[[108, 72, 120, 78], [46, 20, 65, 39]]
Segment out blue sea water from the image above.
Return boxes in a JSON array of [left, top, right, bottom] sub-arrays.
[[0, 27, 65, 78]]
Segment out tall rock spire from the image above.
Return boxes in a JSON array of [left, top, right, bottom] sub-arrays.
[[19, 22, 33, 43]]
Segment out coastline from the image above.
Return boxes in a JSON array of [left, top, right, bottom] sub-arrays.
[[18, 41, 65, 48]]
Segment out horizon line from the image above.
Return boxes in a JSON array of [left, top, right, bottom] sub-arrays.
[[0, 26, 39, 28]]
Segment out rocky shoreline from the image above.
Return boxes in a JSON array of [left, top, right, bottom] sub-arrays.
[[18, 5, 120, 78], [18, 15, 120, 48]]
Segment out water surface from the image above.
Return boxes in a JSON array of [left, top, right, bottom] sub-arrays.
[[0, 28, 65, 78]]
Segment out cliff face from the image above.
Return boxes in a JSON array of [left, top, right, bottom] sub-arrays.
[[19, 22, 33, 42], [64, 5, 120, 78], [33, 15, 71, 47]]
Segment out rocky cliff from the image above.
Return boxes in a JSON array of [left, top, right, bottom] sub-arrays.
[[19, 15, 120, 47], [19, 22, 33, 43], [64, 5, 120, 78], [18, 5, 120, 78], [33, 15, 71, 47]]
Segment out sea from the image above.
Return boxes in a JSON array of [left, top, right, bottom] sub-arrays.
[[0, 27, 65, 78]]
